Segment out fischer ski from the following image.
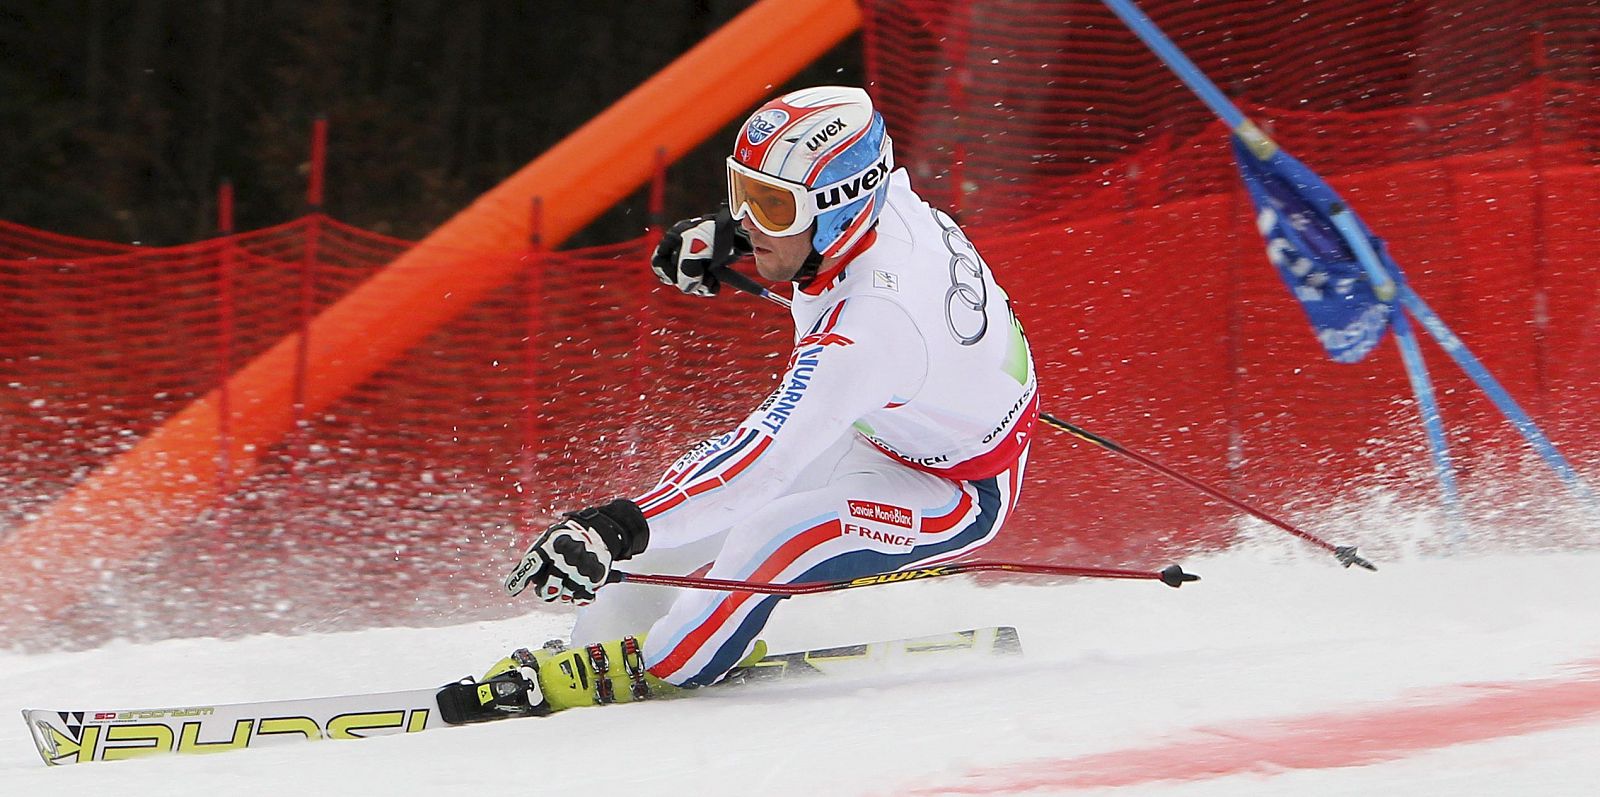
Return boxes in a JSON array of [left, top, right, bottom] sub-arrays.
[[23, 626, 1020, 766], [728, 625, 1020, 683]]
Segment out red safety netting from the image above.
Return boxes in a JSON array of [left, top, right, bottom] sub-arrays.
[[3, 0, 1598, 645], [865, 0, 1600, 222], [861, 0, 1600, 564]]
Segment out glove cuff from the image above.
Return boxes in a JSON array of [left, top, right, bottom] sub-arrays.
[[565, 499, 650, 561]]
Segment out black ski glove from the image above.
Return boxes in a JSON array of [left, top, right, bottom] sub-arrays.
[[504, 499, 649, 605], [650, 206, 751, 297]]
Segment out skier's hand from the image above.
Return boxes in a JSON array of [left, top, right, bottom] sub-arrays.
[[505, 499, 650, 605], [650, 207, 750, 297]]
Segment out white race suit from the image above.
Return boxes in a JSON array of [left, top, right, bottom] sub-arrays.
[[572, 170, 1037, 687]]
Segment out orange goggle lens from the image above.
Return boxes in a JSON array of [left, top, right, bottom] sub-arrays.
[[727, 161, 809, 236]]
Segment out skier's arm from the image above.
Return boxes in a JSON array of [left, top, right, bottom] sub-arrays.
[[632, 296, 925, 546]]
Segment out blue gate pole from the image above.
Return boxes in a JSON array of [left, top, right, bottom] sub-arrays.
[[1326, 208, 1460, 506], [1400, 287, 1596, 503], [1098, 0, 1287, 160], [1389, 308, 1461, 504], [1100, 0, 1244, 128]]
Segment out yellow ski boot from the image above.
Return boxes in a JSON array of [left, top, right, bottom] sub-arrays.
[[480, 635, 768, 713]]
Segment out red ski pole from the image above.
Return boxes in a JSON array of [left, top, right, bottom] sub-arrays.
[[1039, 413, 1375, 570], [610, 559, 1198, 596], [709, 264, 1374, 571]]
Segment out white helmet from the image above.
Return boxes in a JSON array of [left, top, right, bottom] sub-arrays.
[[727, 86, 894, 258]]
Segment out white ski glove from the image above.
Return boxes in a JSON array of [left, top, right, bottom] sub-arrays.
[[650, 207, 751, 297], [505, 499, 650, 605]]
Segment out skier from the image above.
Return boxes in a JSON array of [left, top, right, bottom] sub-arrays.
[[489, 85, 1037, 715]]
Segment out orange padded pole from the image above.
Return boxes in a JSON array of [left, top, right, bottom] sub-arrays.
[[0, 0, 862, 634]]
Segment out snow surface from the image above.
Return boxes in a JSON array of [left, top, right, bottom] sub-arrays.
[[5, 541, 1600, 795]]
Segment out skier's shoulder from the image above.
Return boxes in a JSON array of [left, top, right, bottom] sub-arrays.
[[826, 176, 924, 301], [866, 168, 929, 254], [798, 170, 972, 338], [853, 169, 982, 279]]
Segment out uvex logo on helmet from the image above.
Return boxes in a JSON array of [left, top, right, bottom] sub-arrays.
[[805, 117, 850, 152], [814, 156, 890, 211], [745, 109, 789, 146]]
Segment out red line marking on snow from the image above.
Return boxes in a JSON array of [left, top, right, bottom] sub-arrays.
[[906, 660, 1600, 794]]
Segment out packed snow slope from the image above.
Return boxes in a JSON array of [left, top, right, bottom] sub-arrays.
[[5, 541, 1600, 795]]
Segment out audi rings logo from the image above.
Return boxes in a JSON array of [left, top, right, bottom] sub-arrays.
[[935, 210, 989, 345]]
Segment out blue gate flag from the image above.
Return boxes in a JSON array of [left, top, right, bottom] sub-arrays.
[[1231, 135, 1394, 363]]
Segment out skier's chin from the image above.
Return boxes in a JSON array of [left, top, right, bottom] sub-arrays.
[[753, 251, 802, 283]]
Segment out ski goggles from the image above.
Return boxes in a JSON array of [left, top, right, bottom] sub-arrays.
[[726, 151, 894, 238]]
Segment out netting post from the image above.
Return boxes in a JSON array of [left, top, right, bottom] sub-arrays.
[[216, 180, 236, 515], [1527, 30, 1550, 408], [307, 115, 328, 210], [859, 0, 879, 89], [1224, 169, 1246, 484], [293, 116, 326, 503], [632, 149, 669, 450], [942, 3, 970, 218], [647, 147, 667, 232], [520, 196, 546, 531]]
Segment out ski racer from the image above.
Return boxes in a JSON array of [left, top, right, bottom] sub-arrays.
[[490, 85, 1037, 715]]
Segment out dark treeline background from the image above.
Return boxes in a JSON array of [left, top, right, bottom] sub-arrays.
[[0, 1, 863, 246]]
